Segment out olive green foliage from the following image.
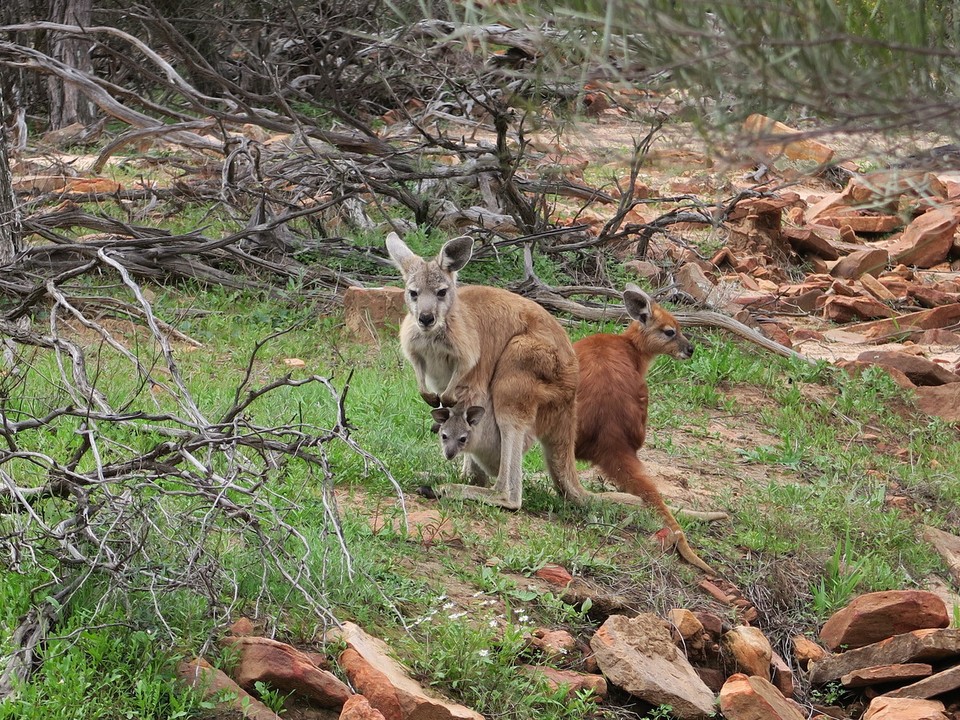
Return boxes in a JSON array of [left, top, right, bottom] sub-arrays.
[[492, 0, 960, 139]]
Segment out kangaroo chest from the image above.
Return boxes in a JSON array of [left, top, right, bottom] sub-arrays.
[[407, 331, 459, 394]]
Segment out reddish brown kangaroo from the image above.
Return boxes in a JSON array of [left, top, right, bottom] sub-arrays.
[[574, 284, 726, 574]]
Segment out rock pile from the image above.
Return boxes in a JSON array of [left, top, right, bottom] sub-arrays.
[[176, 584, 960, 719]]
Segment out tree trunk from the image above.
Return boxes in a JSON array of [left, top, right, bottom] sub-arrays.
[[0, 85, 23, 265], [46, 0, 97, 129]]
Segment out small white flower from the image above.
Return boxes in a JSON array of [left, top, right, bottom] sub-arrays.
[[517, 614, 530, 623], [442, 602, 455, 610], [488, 620, 497, 628], [449, 611, 467, 620], [478, 649, 489, 657]]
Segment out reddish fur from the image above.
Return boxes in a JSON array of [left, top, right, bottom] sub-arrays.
[[574, 305, 692, 535]]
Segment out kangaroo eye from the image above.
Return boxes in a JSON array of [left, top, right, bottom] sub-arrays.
[[441, 433, 449, 441], [409, 289, 418, 300], [664, 327, 676, 338], [436, 288, 447, 299], [459, 435, 468, 444]]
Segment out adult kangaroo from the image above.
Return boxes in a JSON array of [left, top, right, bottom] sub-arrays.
[[575, 284, 726, 574], [386, 232, 588, 510]]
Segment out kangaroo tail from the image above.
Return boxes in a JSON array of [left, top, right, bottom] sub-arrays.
[[591, 451, 719, 576]]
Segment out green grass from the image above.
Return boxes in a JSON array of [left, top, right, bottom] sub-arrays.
[[1, 278, 958, 718]]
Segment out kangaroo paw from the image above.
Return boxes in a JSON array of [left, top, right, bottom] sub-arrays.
[[420, 391, 441, 408]]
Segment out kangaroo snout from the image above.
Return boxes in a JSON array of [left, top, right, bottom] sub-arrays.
[[680, 341, 694, 360], [418, 312, 435, 328]]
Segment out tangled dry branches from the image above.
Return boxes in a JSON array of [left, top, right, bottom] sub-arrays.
[[0, 256, 408, 698]]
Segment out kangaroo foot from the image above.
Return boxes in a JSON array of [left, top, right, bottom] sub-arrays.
[[657, 527, 718, 575]]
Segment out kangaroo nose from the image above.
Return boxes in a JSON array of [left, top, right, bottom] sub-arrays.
[[684, 344, 695, 359], [419, 313, 435, 327]]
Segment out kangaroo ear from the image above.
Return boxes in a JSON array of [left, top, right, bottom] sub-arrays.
[[386, 232, 417, 273], [438, 236, 474, 272], [623, 283, 654, 326], [465, 406, 486, 426], [430, 422, 441, 434], [431, 407, 451, 424]]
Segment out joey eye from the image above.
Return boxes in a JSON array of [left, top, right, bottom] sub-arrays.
[[436, 288, 447, 299], [441, 433, 449, 441], [459, 435, 468, 444], [409, 289, 418, 300], [663, 327, 676, 338]]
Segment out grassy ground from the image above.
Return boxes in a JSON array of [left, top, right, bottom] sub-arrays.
[[1, 245, 958, 719]]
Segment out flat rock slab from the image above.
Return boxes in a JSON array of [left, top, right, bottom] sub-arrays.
[[841, 663, 934, 688], [591, 613, 716, 719], [856, 351, 960, 387], [809, 629, 960, 685], [863, 696, 949, 720], [328, 621, 484, 720], [884, 664, 960, 699]]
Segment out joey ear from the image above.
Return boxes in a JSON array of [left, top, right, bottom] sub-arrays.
[[438, 236, 474, 273], [386, 232, 417, 273], [430, 422, 441, 434], [431, 407, 451, 424], [465, 406, 486, 426], [623, 283, 654, 326]]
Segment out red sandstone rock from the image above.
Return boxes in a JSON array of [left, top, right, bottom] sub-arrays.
[[831, 248, 890, 279], [820, 590, 949, 651], [520, 665, 608, 699], [915, 384, 960, 423], [340, 694, 388, 720], [809, 628, 960, 685], [887, 206, 960, 268], [856, 351, 960, 386], [331, 622, 483, 720], [863, 696, 948, 719], [841, 663, 933, 688], [221, 636, 351, 709], [844, 303, 960, 338], [719, 673, 805, 720], [530, 628, 577, 660], [343, 286, 407, 343], [534, 564, 573, 587], [176, 657, 280, 720], [823, 294, 897, 322], [770, 651, 795, 698], [722, 626, 772, 677]]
